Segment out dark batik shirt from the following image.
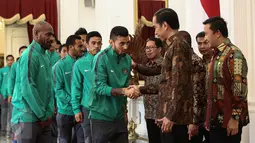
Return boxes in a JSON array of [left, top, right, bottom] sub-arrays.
[[142, 57, 163, 120], [156, 32, 194, 125], [191, 51, 206, 124]]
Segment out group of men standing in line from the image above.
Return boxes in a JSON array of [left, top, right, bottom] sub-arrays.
[[0, 7, 249, 143]]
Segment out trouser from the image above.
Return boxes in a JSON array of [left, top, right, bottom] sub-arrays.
[[90, 118, 128, 143], [56, 113, 84, 143], [189, 126, 210, 143], [81, 107, 92, 143], [6, 103, 13, 136], [161, 125, 189, 143], [51, 114, 58, 143], [0, 98, 8, 133], [209, 124, 243, 143], [146, 119, 161, 143], [13, 122, 52, 143]]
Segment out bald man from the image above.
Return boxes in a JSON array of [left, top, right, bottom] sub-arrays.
[[11, 21, 55, 143]]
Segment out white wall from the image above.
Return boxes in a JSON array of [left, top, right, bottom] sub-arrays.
[[59, 0, 134, 48]]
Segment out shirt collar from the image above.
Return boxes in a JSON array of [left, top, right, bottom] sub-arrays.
[[31, 40, 46, 54], [215, 38, 231, 53]]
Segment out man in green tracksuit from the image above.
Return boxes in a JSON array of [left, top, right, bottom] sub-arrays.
[[6, 46, 27, 138], [0, 55, 14, 136], [46, 34, 60, 67], [89, 26, 140, 143], [72, 31, 102, 143], [11, 21, 55, 143], [8, 46, 27, 102], [54, 35, 84, 143]]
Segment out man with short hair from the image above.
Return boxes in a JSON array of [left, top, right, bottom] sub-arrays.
[[54, 35, 84, 143], [138, 37, 163, 143], [6, 46, 27, 139], [75, 27, 88, 53], [89, 26, 140, 143], [55, 40, 62, 54], [59, 44, 68, 59], [72, 31, 102, 143], [132, 8, 194, 143], [0, 54, 14, 136], [46, 34, 61, 66], [8, 46, 27, 103], [203, 16, 249, 143], [11, 21, 55, 143], [194, 31, 213, 143]]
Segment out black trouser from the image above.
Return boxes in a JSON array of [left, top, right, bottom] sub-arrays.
[[209, 124, 243, 143], [13, 122, 52, 143], [146, 119, 161, 143], [161, 125, 189, 143], [51, 114, 58, 143], [189, 126, 210, 143], [81, 108, 92, 143], [56, 113, 84, 143], [90, 118, 128, 143]]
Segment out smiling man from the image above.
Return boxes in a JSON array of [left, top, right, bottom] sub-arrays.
[[203, 16, 249, 143], [132, 8, 194, 143]]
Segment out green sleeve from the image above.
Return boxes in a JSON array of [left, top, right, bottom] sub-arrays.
[[92, 55, 112, 96], [44, 78, 54, 120], [55, 63, 71, 103], [71, 62, 83, 114], [20, 55, 46, 119], [8, 63, 17, 96]]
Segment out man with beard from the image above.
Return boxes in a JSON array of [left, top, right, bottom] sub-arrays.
[[75, 27, 88, 54], [46, 34, 61, 67], [54, 35, 84, 143], [72, 31, 102, 143], [11, 21, 55, 143], [89, 26, 140, 143]]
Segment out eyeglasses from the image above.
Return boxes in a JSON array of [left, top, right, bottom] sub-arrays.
[[145, 46, 157, 50]]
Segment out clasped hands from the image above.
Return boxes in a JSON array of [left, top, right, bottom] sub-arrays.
[[122, 85, 140, 99]]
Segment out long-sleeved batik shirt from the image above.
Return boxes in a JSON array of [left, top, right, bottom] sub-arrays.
[[140, 57, 163, 120], [206, 38, 249, 128], [191, 51, 206, 124], [156, 32, 194, 125]]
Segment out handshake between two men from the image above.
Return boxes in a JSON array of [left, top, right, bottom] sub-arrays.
[[122, 85, 140, 99]]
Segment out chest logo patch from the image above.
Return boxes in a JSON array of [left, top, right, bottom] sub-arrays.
[[122, 67, 128, 75]]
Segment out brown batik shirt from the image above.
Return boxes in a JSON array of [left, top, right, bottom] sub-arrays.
[[191, 51, 206, 124], [139, 57, 163, 120], [156, 33, 194, 125]]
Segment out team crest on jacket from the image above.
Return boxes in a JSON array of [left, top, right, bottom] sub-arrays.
[[122, 67, 128, 74]]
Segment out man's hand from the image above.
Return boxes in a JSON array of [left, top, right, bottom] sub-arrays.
[[129, 85, 140, 96], [75, 112, 83, 123], [38, 117, 52, 128], [8, 96, 12, 103], [157, 117, 174, 133], [188, 124, 199, 140], [227, 117, 239, 136], [123, 86, 140, 99]]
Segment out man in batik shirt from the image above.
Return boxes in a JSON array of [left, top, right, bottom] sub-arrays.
[[203, 16, 249, 143], [133, 8, 194, 143], [136, 37, 163, 143]]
